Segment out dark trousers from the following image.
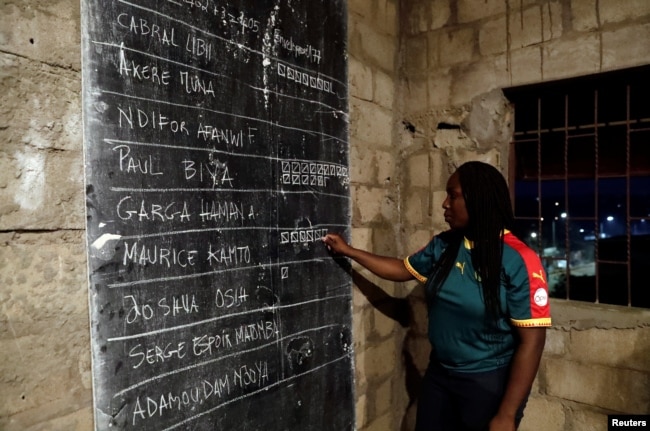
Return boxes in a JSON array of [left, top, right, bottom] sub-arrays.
[[414, 361, 528, 431]]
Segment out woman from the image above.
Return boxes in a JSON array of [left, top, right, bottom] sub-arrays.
[[322, 161, 551, 431]]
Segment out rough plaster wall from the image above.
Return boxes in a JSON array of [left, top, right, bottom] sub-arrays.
[[347, 1, 410, 430], [0, 1, 91, 430], [396, 0, 650, 430]]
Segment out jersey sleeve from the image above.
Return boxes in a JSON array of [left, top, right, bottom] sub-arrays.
[[503, 234, 552, 328], [404, 235, 444, 283]]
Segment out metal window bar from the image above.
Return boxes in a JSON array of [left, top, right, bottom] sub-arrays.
[[508, 71, 647, 307]]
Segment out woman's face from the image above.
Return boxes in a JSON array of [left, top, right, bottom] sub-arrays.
[[442, 172, 469, 230]]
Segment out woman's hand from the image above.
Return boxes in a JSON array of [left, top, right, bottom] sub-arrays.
[[321, 233, 414, 282], [321, 233, 353, 256], [490, 327, 546, 431]]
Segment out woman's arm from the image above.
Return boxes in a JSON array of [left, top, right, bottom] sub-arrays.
[[489, 326, 546, 431], [322, 233, 414, 282]]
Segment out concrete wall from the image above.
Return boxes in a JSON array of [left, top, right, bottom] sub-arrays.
[[1, 0, 649, 430], [347, 1, 410, 430], [396, 0, 650, 430], [0, 1, 92, 430], [527, 301, 650, 431]]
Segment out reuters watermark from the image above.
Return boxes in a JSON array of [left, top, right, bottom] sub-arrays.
[[608, 415, 650, 430]]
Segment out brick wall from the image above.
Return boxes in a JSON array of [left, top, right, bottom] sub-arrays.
[[0, 1, 92, 430], [524, 301, 650, 431], [396, 1, 650, 430]]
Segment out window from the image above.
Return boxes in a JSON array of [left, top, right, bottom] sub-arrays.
[[504, 66, 650, 308]]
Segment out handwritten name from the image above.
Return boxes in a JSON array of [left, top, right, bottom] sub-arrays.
[[123, 294, 201, 325], [116, 13, 179, 47], [118, 106, 190, 135], [196, 124, 257, 147], [199, 200, 255, 223], [182, 157, 234, 188], [116, 196, 191, 222], [123, 241, 198, 268], [132, 361, 268, 425], [207, 243, 251, 266]]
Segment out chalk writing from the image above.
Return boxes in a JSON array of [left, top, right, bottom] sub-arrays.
[[116, 196, 192, 222], [228, 11, 261, 34], [233, 361, 269, 389], [274, 30, 321, 64], [185, 33, 212, 61], [116, 14, 179, 47], [83, 1, 352, 429], [124, 294, 199, 325], [280, 228, 328, 244], [132, 373, 231, 425], [129, 341, 187, 369], [196, 124, 257, 147], [160, 294, 200, 316], [207, 244, 250, 266], [179, 71, 215, 97], [214, 286, 249, 308], [280, 159, 349, 188], [130, 360, 269, 425], [123, 241, 198, 268], [199, 200, 255, 223], [192, 331, 234, 356], [182, 157, 234, 188], [119, 55, 171, 86], [277, 63, 335, 94], [113, 145, 164, 175], [234, 321, 277, 345], [117, 106, 190, 134], [183, 0, 216, 16]]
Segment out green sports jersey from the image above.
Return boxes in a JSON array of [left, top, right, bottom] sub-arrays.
[[405, 230, 551, 372]]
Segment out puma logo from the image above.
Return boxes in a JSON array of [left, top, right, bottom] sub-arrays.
[[455, 262, 465, 275], [532, 270, 546, 284]]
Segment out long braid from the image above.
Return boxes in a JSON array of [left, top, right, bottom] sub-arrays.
[[424, 230, 463, 307], [458, 162, 515, 319]]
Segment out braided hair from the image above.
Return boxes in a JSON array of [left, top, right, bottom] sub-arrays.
[[426, 161, 515, 319]]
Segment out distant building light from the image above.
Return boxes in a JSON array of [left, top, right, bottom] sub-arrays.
[[607, 216, 614, 222], [530, 232, 537, 238], [579, 228, 585, 233], [560, 212, 567, 218]]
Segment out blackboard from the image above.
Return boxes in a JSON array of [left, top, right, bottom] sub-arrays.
[[80, 1, 353, 430]]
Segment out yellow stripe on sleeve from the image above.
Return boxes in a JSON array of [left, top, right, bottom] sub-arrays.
[[404, 257, 427, 283], [510, 317, 552, 327]]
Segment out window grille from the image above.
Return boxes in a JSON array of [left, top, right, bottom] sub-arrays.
[[504, 66, 650, 308]]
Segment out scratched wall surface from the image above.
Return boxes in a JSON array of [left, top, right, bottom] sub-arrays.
[[81, 1, 353, 430]]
